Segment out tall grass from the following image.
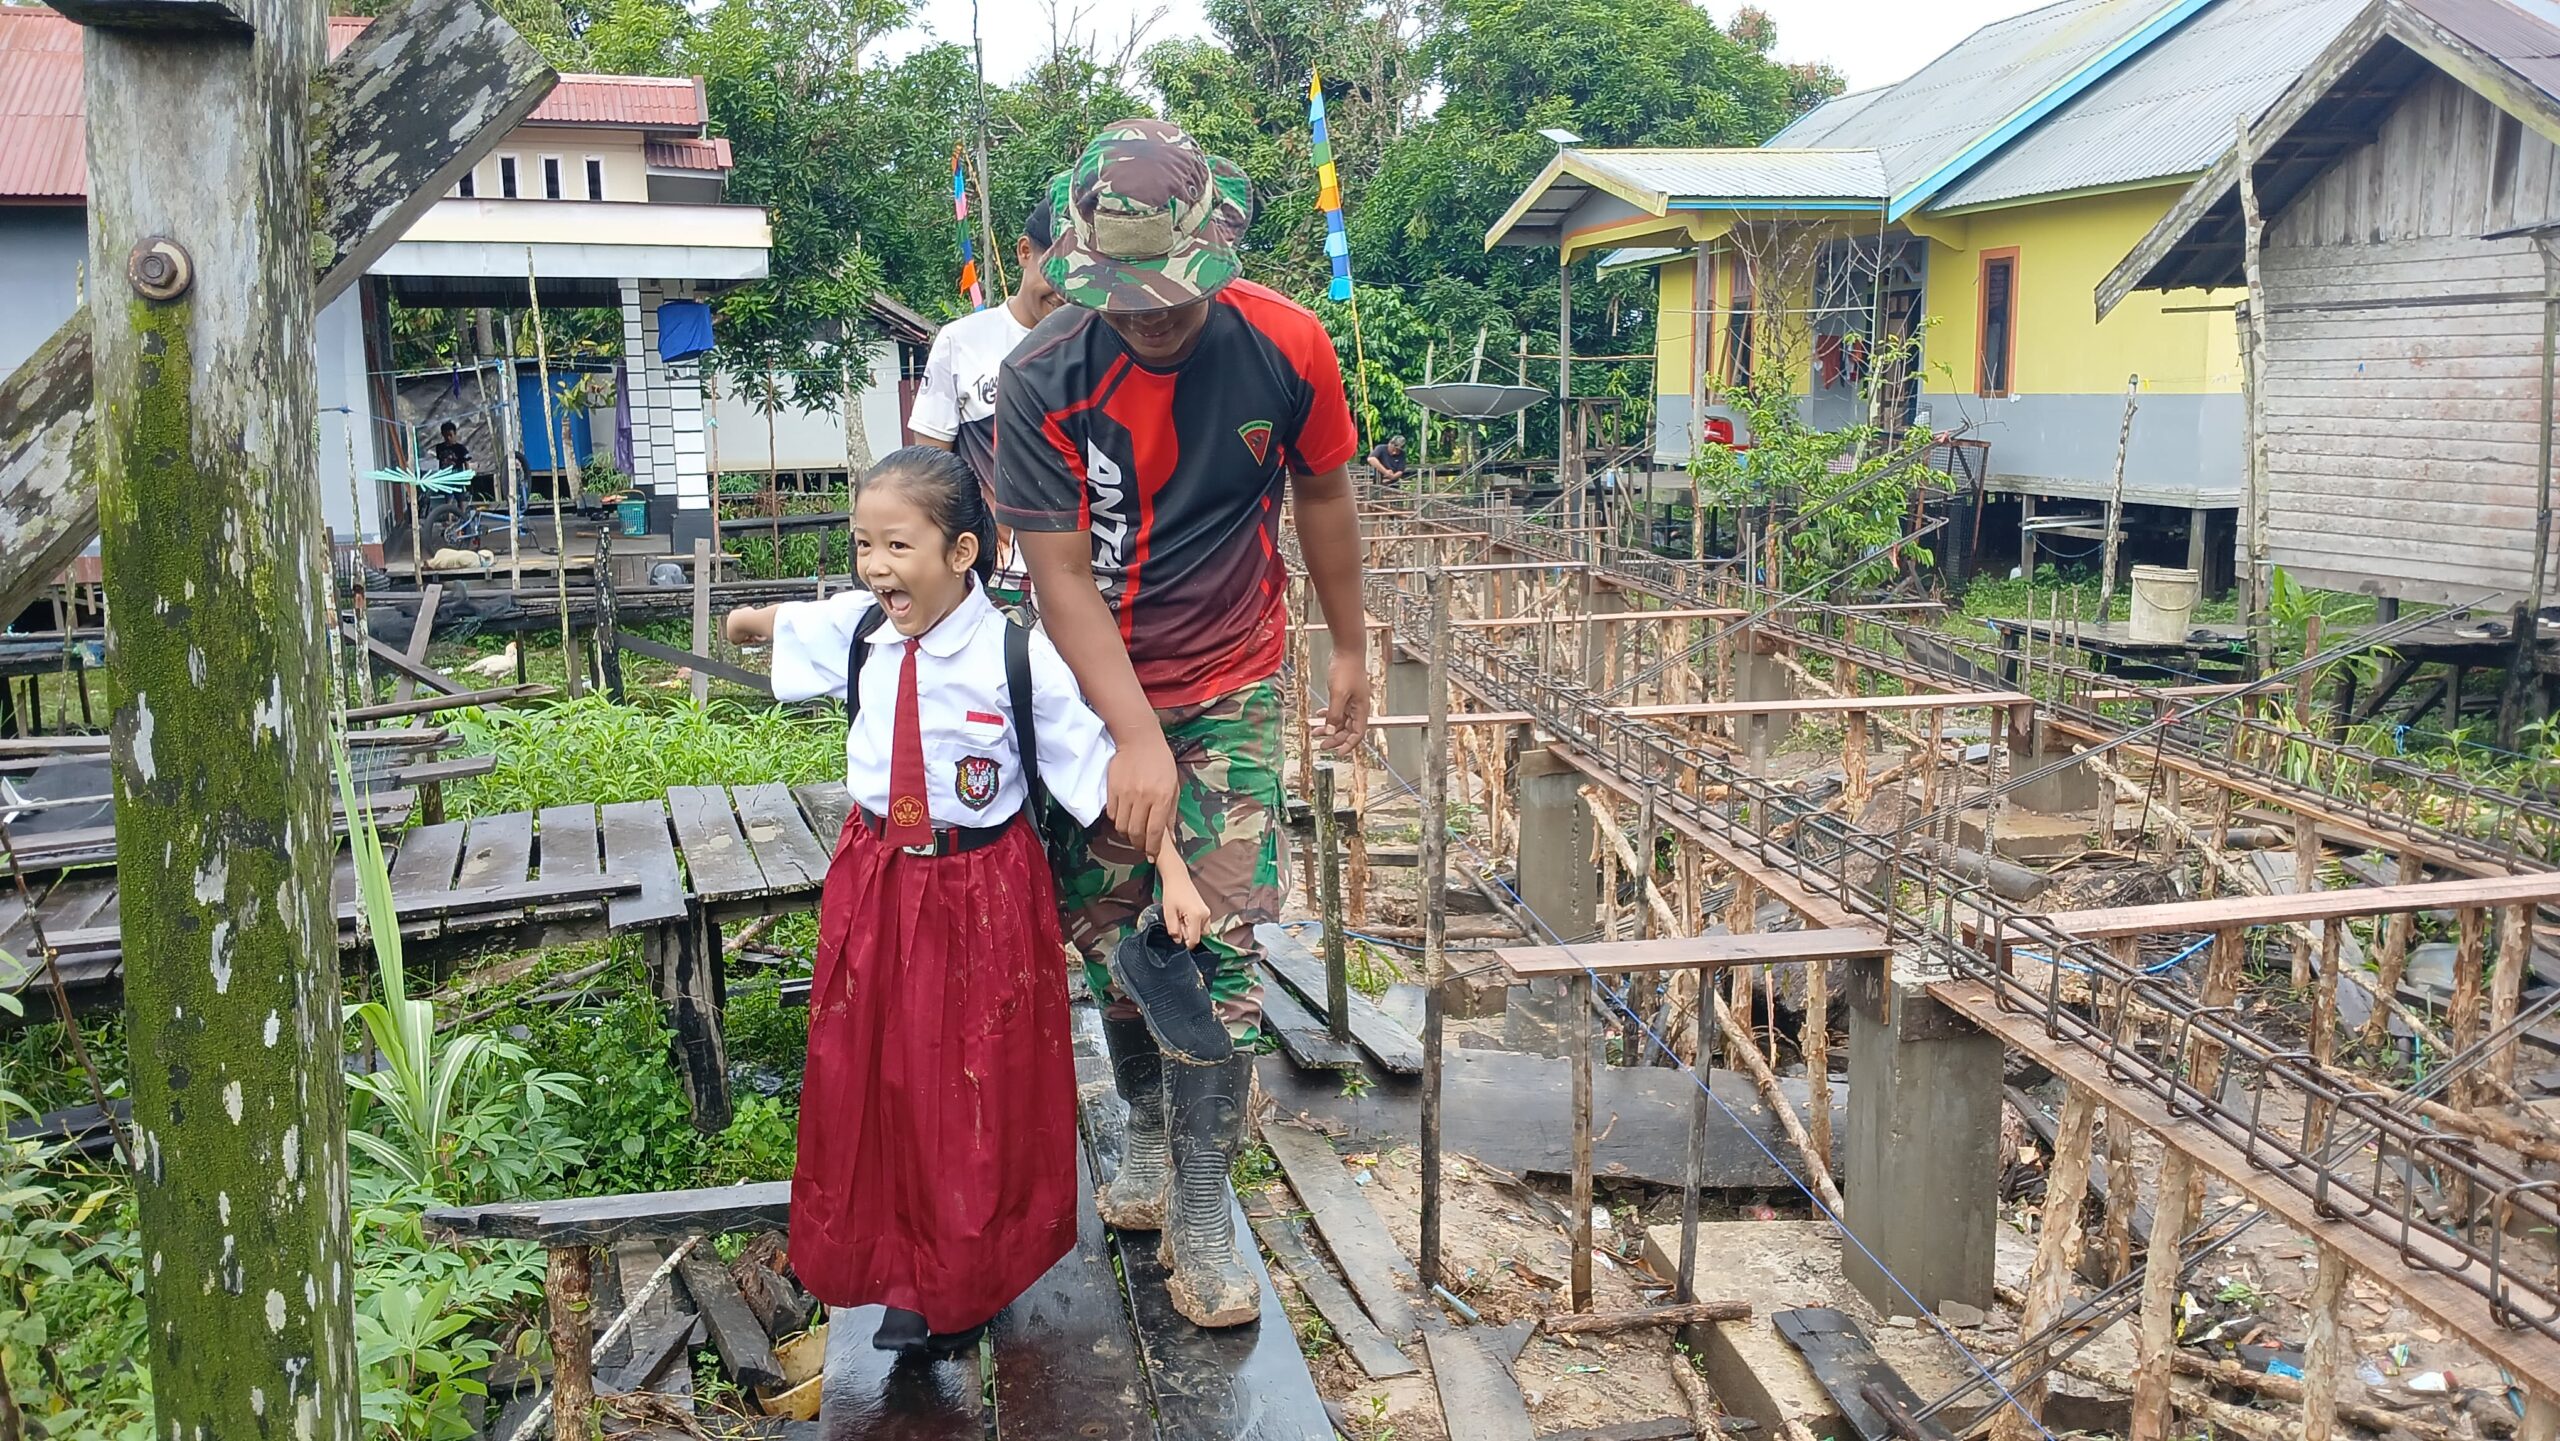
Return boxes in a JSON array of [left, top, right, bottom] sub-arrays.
[[445, 695, 845, 816]]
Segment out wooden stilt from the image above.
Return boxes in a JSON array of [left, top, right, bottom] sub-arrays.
[[1419, 568, 1453, 1291], [549, 1244, 594, 1440], [2301, 1245, 2346, 1441], [2493, 902, 2532, 1092], [1995, 1086, 2099, 1441], [1317, 764, 1350, 1047], [2309, 919, 2341, 1150], [1569, 967, 1595, 1312], [2365, 849, 2422, 1045], [2129, 1150, 2195, 1441], [2101, 943, 2141, 1283], [2454, 906, 2487, 1111]]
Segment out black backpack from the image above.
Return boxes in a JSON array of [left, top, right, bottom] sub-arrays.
[[846, 607, 1084, 866]]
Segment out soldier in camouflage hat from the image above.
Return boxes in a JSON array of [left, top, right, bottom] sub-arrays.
[[998, 118, 1374, 1328]]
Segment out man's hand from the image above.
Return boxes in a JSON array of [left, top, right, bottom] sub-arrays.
[[1316, 649, 1372, 753], [1107, 730, 1181, 855]]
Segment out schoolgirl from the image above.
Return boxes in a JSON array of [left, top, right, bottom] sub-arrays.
[[724, 446, 1209, 1354]]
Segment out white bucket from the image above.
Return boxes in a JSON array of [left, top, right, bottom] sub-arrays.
[[2128, 565, 2201, 644]]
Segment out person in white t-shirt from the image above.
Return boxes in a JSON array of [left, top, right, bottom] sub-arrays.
[[910, 199, 1062, 599]]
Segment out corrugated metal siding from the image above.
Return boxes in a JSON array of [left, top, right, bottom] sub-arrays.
[[2411, 0, 2560, 100], [1933, 0, 2368, 210], [2255, 71, 2560, 603], [0, 10, 82, 201], [1776, 0, 2166, 191], [1576, 147, 1888, 199]]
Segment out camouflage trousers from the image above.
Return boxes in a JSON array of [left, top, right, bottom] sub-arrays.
[[1055, 682, 1283, 1042]]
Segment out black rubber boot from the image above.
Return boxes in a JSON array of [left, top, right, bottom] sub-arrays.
[[1108, 907, 1234, 1066], [1097, 1014, 1171, 1230], [871, 1306, 928, 1352], [1159, 1050, 1260, 1328]]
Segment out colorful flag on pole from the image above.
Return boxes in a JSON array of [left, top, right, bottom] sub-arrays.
[[953, 147, 985, 311], [1309, 69, 1353, 303]]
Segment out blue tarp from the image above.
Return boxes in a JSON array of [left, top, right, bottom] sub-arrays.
[[657, 299, 715, 363]]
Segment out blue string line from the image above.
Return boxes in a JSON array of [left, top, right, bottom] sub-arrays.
[[1331, 727, 2068, 1440], [2010, 932, 2212, 976]]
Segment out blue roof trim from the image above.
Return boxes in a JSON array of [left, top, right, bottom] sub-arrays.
[[1884, 0, 2218, 222]]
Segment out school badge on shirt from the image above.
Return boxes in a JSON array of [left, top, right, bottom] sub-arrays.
[[955, 756, 1001, 810]]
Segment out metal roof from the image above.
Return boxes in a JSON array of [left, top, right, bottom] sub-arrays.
[[646, 136, 733, 172], [1765, 87, 1887, 148], [1780, 0, 2174, 194], [1933, 0, 2368, 210], [2100, 0, 2560, 308], [1596, 245, 1682, 273], [1572, 147, 1890, 201], [5, 7, 706, 202], [0, 9, 82, 201]]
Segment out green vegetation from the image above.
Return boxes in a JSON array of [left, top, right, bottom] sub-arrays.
[[446, 693, 846, 816]]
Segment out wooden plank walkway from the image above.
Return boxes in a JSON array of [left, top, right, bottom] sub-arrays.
[[0, 781, 853, 1015]]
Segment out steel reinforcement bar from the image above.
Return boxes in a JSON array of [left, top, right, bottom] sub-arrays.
[[1361, 567, 2560, 1376]]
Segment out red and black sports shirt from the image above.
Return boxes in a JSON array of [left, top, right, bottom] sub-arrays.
[[994, 279, 1359, 709]]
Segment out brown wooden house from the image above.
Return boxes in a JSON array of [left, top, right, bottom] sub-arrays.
[[2105, 0, 2560, 612]]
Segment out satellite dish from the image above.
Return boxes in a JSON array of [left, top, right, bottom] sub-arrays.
[[1403, 381, 1548, 421]]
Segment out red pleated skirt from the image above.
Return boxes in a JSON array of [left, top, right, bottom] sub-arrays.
[[787, 812, 1078, 1332]]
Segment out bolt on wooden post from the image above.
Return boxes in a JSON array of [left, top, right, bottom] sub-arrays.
[[75, 0, 358, 1431]]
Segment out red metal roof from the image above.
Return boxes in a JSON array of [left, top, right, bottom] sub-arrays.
[[0, 9, 84, 202], [644, 135, 732, 171], [7, 9, 712, 200]]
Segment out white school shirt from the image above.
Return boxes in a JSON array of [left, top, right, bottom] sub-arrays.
[[768, 582, 1113, 830]]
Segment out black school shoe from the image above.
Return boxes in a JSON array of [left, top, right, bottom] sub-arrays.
[[870, 1307, 987, 1358], [1106, 907, 1234, 1066]]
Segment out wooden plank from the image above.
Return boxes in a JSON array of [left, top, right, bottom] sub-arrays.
[[1082, 1079, 1335, 1441], [1249, 1214, 1419, 1380], [1254, 966, 1365, 1071], [40, 875, 638, 955], [390, 583, 443, 705], [2026, 872, 2560, 940], [345, 626, 465, 696], [1365, 690, 2028, 729], [1256, 923, 1423, 1074], [385, 821, 468, 899], [676, 1250, 783, 1391], [1494, 928, 1891, 980], [424, 1180, 790, 1246], [814, 1305, 985, 1436], [452, 810, 535, 892], [600, 800, 688, 930], [1257, 1120, 1420, 1341], [989, 1142, 1152, 1441], [1935, 977, 2560, 1387], [667, 786, 768, 903], [537, 805, 602, 881], [793, 782, 852, 843], [731, 783, 830, 896], [1423, 1329, 1538, 1441], [345, 683, 554, 724], [617, 631, 775, 696]]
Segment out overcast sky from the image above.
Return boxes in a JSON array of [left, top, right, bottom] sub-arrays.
[[893, 0, 2054, 96]]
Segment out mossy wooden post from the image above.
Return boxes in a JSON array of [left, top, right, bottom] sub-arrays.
[[76, 0, 357, 1431]]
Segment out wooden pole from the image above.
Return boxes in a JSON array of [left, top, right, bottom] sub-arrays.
[[2301, 1246, 2346, 1441], [2098, 373, 2139, 619], [2453, 905, 2487, 1111], [547, 1245, 594, 1439], [690, 538, 712, 706], [81, 0, 360, 1429], [2366, 847, 2424, 1045], [2292, 614, 2324, 987], [2129, 1150, 2195, 1441], [525, 248, 579, 695], [2309, 918, 2341, 1149], [2493, 902, 2531, 1092], [2237, 114, 2274, 663], [1995, 1086, 2099, 1441], [1419, 567, 1453, 1290], [1317, 763, 1350, 1046], [1569, 966, 1595, 1312]]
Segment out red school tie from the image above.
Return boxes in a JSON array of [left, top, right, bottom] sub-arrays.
[[882, 642, 934, 848]]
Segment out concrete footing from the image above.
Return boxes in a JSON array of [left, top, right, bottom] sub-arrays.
[[1386, 655, 1426, 778], [2006, 731, 2106, 818], [1843, 958, 2000, 1317], [1504, 746, 1596, 1055]]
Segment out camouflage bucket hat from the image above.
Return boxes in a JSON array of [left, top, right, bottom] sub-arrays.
[[1045, 119, 1254, 314]]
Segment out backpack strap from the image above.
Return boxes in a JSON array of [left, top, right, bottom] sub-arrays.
[[1005, 618, 1047, 809], [844, 605, 890, 721]]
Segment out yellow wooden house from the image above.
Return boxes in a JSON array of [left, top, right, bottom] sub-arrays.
[[1489, 0, 2365, 580]]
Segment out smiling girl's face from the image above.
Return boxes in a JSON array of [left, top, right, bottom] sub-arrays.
[[854, 481, 979, 637]]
